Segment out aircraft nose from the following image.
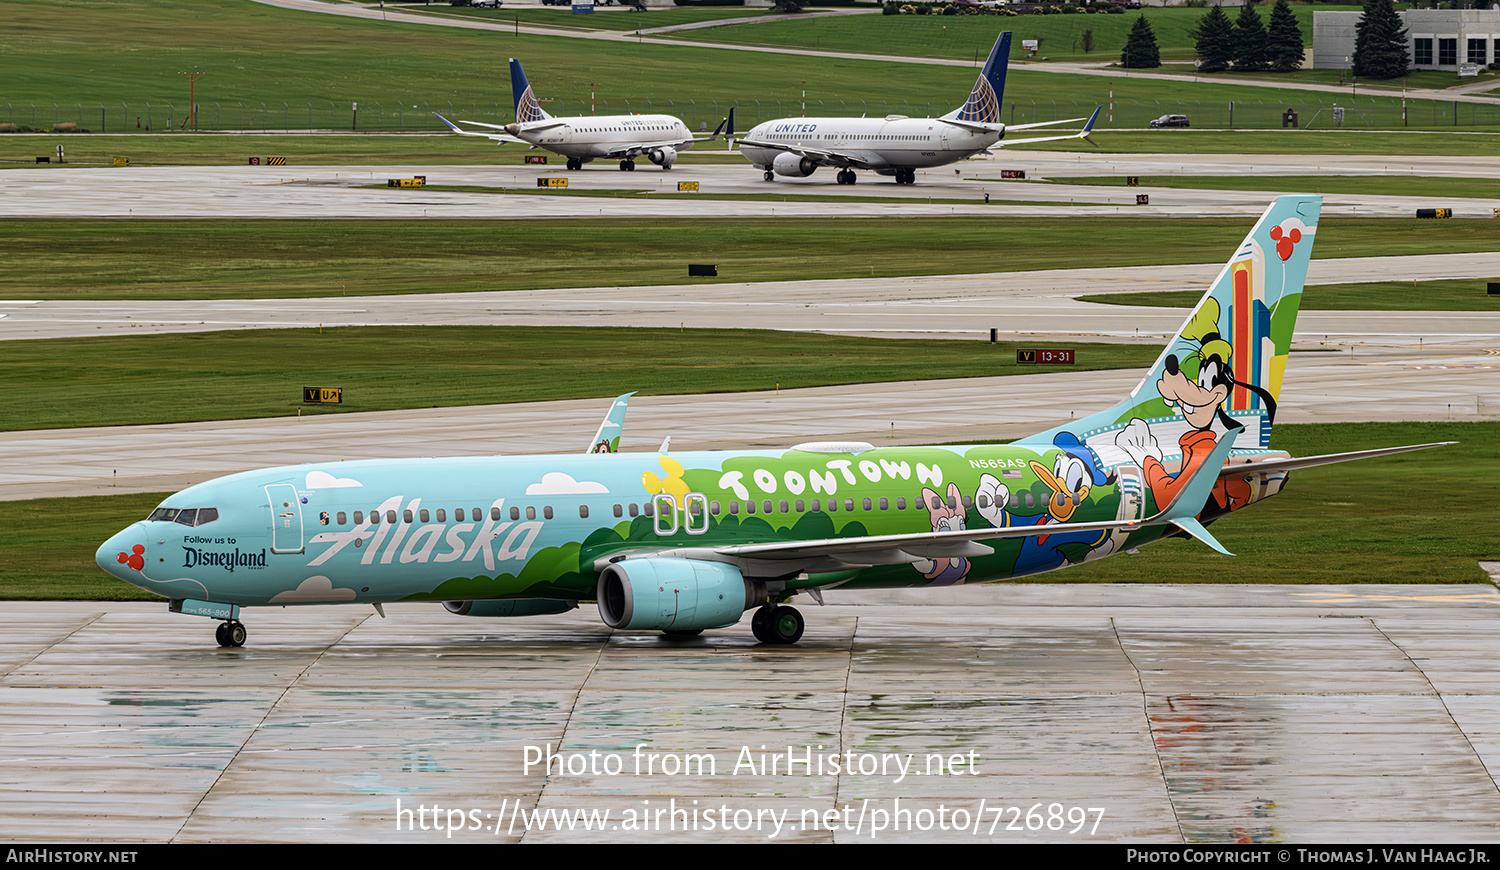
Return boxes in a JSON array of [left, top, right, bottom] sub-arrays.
[[96, 524, 147, 583]]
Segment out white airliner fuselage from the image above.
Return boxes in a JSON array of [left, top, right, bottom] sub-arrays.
[[740, 115, 999, 176]]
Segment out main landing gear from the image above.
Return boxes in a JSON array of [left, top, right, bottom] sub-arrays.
[[750, 604, 804, 645], [566, 157, 582, 171], [836, 169, 857, 185], [618, 159, 636, 171], [893, 168, 917, 185], [763, 169, 775, 182], [215, 620, 247, 648]]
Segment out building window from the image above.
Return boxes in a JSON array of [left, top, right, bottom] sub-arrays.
[[1439, 38, 1457, 66], [1414, 38, 1433, 65], [1468, 39, 1487, 65]]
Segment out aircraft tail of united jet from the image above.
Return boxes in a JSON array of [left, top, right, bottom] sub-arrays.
[[941, 31, 1011, 125], [510, 58, 551, 124], [1018, 195, 1322, 461]]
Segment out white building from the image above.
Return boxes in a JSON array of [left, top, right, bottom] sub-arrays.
[[1313, 9, 1500, 71]]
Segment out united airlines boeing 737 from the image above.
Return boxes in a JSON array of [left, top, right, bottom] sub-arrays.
[[97, 196, 1445, 648], [739, 32, 1098, 185], [438, 59, 726, 171]]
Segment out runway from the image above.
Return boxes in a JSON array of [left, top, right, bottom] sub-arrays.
[[6, 334, 1497, 501], [4, 156, 1498, 220], [4, 588, 1499, 842]]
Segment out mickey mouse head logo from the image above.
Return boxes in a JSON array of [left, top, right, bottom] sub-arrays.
[[1268, 220, 1304, 262], [116, 544, 145, 571]]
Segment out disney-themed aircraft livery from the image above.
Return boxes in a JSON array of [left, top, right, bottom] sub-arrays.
[[98, 196, 1445, 648], [738, 31, 1099, 185], [437, 59, 728, 172]]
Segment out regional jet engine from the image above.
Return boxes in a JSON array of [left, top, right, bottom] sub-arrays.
[[647, 146, 678, 168], [772, 152, 818, 178]]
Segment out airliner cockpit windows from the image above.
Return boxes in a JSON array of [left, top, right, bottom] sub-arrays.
[[148, 506, 220, 526]]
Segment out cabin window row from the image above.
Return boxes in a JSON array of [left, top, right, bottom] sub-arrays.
[[313, 489, 1074, 527]]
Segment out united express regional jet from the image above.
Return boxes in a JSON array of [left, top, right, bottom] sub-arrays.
[[438, 59, 725, 172], [738, 32, 1098, 185], [97, 196, 1445, 648]]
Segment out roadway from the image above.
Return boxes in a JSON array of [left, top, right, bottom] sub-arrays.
[[4, 157, 1498, 219]]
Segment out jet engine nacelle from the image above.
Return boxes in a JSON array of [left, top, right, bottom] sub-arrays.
[[444, 599, 578, 617], [772, 152, 818, 178], [597, 558, 761, 631], [647, 146, 677, 168]]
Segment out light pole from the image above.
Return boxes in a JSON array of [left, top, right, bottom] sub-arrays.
[[179, 71, 205, 130]]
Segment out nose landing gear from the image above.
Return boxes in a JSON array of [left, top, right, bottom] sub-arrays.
[[215, 620, 247, 648]]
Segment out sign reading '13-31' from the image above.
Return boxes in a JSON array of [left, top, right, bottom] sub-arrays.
[[1017, 348, 1075, 365]]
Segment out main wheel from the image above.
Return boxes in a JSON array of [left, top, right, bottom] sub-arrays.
[[226, 621, 246, 648], [619, 160, 630, 171], [215, 621, 230, 647], [566, 157, 580, 171], [750, 606, 774, 643], [763, 170, 774, 182], [768, 606, 804, 645]]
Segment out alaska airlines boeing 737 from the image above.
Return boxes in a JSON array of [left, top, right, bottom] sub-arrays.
[[438, 59, 726, 171], [97, 196, 1446, 648], [740, 32, 1098, 185]]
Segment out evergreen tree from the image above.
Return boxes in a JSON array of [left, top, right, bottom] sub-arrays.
[[1267, 0, 1306, 72], [1232, 2, 1270, 72], [1193, 5, 1235, 73], [1120, 14, 1160, 69], [1352, 0, 1409, 79]]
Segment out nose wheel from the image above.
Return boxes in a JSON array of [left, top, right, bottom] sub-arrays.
[[750, 604, 804, 645], [215, 620, 247, 648]]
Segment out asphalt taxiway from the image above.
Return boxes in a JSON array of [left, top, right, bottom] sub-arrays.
[[4, 587, 1499, 842], [4, 156, 1498, 219]]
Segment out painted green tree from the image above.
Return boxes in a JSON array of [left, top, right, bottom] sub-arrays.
[[1120, 15, 1161, 69], [1267, 0, 1306, 72], [1232, 2, 1271, 72], [1193, 5, 1235, 73], [1352, 0, 1410, 79]]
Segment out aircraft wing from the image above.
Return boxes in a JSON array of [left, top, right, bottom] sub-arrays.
[[605, 422, 1244, 576], [734, 137, 881, 171], [434, 113, 527, 145], [602, 140, 698, 160]]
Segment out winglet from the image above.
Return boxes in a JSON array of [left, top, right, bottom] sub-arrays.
[[1082, 105, 1101, 146], [1156, 424, 1244, 555], [434, 112, 461, 134], [586, 392, 635, 454]]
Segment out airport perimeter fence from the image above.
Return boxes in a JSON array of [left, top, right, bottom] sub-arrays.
[[8, 95, 1500, 134]]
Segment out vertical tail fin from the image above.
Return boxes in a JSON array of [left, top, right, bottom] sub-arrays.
[[1018, 195, 1322, 463], [510, 58, 551, 124], [943, 32, 1010, 124]]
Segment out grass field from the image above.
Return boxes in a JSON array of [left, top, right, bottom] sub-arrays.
[[7, 421, 1493, 600], [3, 217, 1498, 302], [1049, 175, 1500, 200], [0, 326, 1161, 431], [408, 4, 774, 31], [4, 130, 1497, 168], [1022, 129, 1500, 155], [2, 0, 1492, 133], [1079, 279, 1500, 311]]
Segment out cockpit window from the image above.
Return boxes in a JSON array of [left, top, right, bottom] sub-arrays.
[[148, 506, 218, 526]]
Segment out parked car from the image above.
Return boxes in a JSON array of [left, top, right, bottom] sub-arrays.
[[1150, 114, 1190, 128], [1111, 0, 1142, 7]]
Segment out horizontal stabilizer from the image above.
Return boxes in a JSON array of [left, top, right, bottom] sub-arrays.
[[1220, 442, 1454, 479]]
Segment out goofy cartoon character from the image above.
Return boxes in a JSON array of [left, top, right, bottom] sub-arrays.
[[1114, 298, 1276, 519]]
